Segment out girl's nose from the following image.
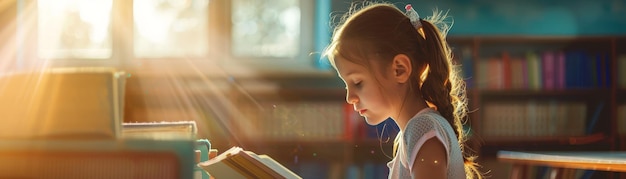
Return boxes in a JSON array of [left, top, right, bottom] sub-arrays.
[[345, 89, 358, 104]]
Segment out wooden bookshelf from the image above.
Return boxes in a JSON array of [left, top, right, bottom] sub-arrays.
[[448, 36, 626, 157]]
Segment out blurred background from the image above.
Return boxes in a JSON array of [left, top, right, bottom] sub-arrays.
[[1, 0, 625, 178]]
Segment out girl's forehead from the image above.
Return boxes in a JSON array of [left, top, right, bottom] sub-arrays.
[[335, 57, 365, 74]]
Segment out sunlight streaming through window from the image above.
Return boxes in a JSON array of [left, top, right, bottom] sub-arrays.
[[37, 0, 112, 59], [133, 0, 209, 58]]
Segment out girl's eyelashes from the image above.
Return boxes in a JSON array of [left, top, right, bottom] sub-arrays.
[[354, 80, 362, 87]]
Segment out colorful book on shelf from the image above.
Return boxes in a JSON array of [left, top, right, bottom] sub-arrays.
[[487, 57, 503, 90], [198, 146, 302, 179], [501, 51, 512, 89], [555, 51, 566, 89], [510, 57, 525, 89], [476, 59, 489, 89], [526, 51, 542, 90], [541, 51, 556, 90]]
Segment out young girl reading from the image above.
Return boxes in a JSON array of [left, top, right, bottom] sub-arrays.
[[324, 2, 482, 179]]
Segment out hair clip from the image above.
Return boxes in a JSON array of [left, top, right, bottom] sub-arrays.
[[405, 4, 422, 28], [405, 4, 425, 39]]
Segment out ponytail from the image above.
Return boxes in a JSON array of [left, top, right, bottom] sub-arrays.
[[418, 16, 483, 179]]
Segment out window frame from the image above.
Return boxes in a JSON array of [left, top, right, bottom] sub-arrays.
[[211, 0, 333, 77], [13, 0, 332, 76]]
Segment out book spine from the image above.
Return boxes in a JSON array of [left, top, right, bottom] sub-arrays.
[[542, 51, 555, 90], [510, 58, 521, 89], [502, 51, 512, 89], [526, 52, 542, 90], [565, 51, 576, 89], [556, 51, 566, 90], [487, 58, 502, 90], [477, 59, 489, 89]]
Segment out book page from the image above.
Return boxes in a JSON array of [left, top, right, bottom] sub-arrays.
[[198, 146, 242, 166], [198, 147, 302, 179], [246, 152, 302, 179]]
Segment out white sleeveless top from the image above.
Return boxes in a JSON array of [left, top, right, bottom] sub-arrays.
[[387, 108, 466, 179]]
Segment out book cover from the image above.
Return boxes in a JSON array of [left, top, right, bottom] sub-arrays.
[[198, 146, 302, 179], [0, 67, 126, 139]]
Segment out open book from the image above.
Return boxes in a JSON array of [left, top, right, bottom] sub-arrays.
[[198, 147, 302, 179]]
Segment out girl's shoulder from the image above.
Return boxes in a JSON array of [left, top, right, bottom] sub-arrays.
[[405, 108, 446, 132], [403, 108, 447, 142]]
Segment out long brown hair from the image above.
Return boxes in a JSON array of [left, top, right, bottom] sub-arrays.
[[324, 2, 482, 178]]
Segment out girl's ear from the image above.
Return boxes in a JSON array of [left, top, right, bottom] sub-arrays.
[[392, 54, 412, 84]]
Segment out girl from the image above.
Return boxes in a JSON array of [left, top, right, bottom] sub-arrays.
[[324, 2, 482, 179]]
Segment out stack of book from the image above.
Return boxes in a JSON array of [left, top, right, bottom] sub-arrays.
[[0, 67, 127, 139]]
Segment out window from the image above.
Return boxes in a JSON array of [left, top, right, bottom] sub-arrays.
[[37, 0, 113, 59], [24, 0, 330, 72], [216, 0, 331, 72], [133, 0, 209, 58], [231, 0, 300, 58], [35, 0, 210, 61]]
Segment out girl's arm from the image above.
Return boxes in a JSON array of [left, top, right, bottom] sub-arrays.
[[412, 138, 448, 179]]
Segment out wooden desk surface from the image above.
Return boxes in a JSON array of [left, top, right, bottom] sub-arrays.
[[497, 151, 626, 172]]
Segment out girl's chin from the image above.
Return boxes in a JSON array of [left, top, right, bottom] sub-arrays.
[[364, 117, 387, 126]]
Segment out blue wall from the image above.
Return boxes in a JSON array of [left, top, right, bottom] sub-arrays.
[[331, 0, 626, 35]]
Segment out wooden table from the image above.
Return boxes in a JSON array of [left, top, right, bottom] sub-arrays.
[[497, 150, 626, 179]]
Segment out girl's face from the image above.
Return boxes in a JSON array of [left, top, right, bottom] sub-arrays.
[[335, 57, 398, 125]]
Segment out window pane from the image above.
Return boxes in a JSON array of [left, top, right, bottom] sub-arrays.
[[232, 0, 300, 58], [134, 0, 209, 58], [38, 0, 112, 59]]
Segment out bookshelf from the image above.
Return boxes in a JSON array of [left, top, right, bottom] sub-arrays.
[[448, 36, 626, 156]]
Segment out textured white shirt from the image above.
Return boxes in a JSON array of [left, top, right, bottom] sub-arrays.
[[387, 108, 466, 179]]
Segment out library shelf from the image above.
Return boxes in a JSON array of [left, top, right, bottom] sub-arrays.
[[453, 36, 625, 158]]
